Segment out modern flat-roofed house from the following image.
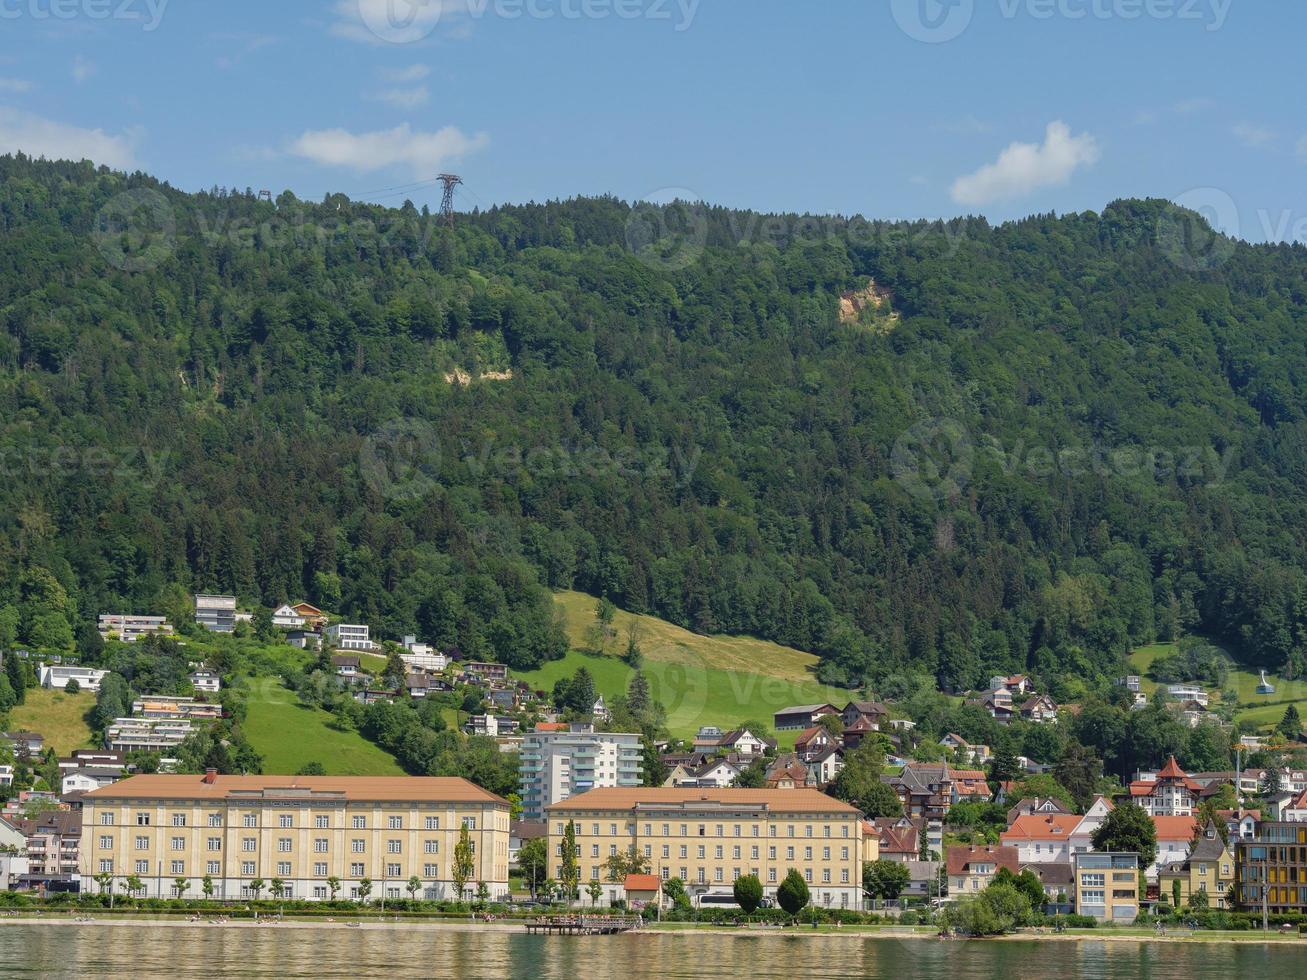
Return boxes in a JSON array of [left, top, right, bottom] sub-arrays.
[[189, 668, 221, 694], [546, 787, 865, 908], [1235, 821, 1307, 914], [0, 765, 13, 788], [464, 662, 510, 682], [97, 614, 172, 643], [130, 696, 222, 721], [38, 663, 109, 692], [773, 703, 838, 731], [194, 594, 237, 633], [401, 637, 448, 673], [58, 750, 127, 774], [1074, 852, 1139, 922], [104, 717, 194, 753], [80, 773, 511, 901], [1165, 685, 1209, 707], [326, 623, 374, 652]]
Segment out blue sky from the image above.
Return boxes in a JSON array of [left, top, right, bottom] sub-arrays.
[[0, 0, 1303, 241]]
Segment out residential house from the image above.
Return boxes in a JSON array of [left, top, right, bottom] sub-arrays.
[[765, 754, 812, 790], [1165, 685, 1209, 707], [1116, 676, 1142, 693], [271, 604, 307, 629], [804, 745, 844, 787], [104, 717, 195, 753], [464, 715, 520, 737], [97, 614, 171, 643], [405, 673, 434, 699], [840, 716, 878, 750], [773, 703, 838, 731], [130, 697, 221, 721], [1, 732, 44, 758], [883, 764, 989, 822], [687, 757, 742, 788], [57, 750, 126, 774], [947, 844, 1019, 896], [0, 765, 12, 788], [1158, 819, 1234, 909], [290, 603, 328, 628], [873, 817, 923, 863], [1006, 797, 1073, 823], [938, 733, 991, 765], [193, 594, 237, 633], [13, 810, 81, 892], [1019, 694, 1059, 724], [1020, 862, 1075, 904], [1285, 789, 1307, 822], [60, 768, 120, 797], [841, 701, 888, 730], [692, 727, 773, 759], [1151, 815, 1201, 880], [38, 663, 108, 693], [464, 662, 510, 682], [400, 636, 448, 673], [331, 655, 362, 678], [1068, 795, 1115, 858], [591, 695, 610, 723], [1001, 813, 1082, 864], [189, 668, 221, 695], [795, 726, 837, 760], [1074, 852, 1139, 923], [286, 630, 321, 651], [969, 689, 1014, 724], [1216, 808, 1260, 841], [509, 819, 547, 867], [0, 817, 28, 890], [1128, 757, 1200, 816], [326, 623, 374, 652], [990, 675, 1033, 696]]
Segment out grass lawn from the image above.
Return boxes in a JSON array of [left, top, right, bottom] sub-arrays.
[[9, 688, 96, 755], [243, 681, 404, 776], [1128, 641, 1307, 734], [521, 644, 851, 743]]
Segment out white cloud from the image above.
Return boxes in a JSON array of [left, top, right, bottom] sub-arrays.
[[370, 85, 431, 108], [0, 107, 137, 168], [0, 78, 32, 94], [950, 121, 1100, 207], [1233, 122, 1275, 148], [287, 123, 487, 176], [72, 55, 96, 83], [331, 0, 462, 44], [381, 64, 431, 83]]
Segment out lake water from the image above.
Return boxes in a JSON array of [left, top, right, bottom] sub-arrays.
[[1, 924, 1305, 978]]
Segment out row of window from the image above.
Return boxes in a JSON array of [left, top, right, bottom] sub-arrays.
[[98, 836, 454, 856], [95, 860, 450, 879], [573, 866, 849, 885], [556, 821, 850, 839], [568, 842, 851, 863], [100, 813, 477, 831]]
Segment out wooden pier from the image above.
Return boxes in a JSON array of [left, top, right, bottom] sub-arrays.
[[524, 915, 642, 936]]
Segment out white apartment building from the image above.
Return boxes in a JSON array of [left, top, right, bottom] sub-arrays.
[[519, 725, 643, 822], [326, 623, 374, 652], [401, 636, 447, 672], [38, 663, 109, 692], [271, 604, 307, 629], [189, 669, 221, 694], [98, 615, 172, 643], [194, 595, 237, 633], [105, 717, 195, 753]]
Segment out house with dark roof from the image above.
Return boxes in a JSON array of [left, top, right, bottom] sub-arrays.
[[883, 763, 990, 822], [773, 703, 838, 731], [840, 701, 888, 730], [1158, 819, 1233, 908]]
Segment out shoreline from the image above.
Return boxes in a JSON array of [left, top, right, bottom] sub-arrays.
[[0, 917, 1303, 945]]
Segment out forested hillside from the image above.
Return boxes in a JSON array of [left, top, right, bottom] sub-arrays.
[[3, 154, 1307, 694]]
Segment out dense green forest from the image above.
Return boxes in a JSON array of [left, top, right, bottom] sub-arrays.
[[3, 154, 1307, 693]]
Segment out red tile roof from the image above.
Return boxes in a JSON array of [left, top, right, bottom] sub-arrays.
[[1152, 815, 1200, 840], [623, 874, 661, 892], [1001, 813, 1081, 842]]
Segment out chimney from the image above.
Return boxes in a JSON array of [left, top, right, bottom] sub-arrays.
[[203, 768, 218, 784]]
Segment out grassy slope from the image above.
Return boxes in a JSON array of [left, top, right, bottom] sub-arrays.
[[1128, 641, 1307, 733], [9, 688, 96, 755], [243, 680, 404, 776], [519, 591, 852, 741]]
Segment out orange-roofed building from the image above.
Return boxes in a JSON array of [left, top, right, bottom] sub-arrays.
[[1128, 757, 1201, 817], [1001, 813, 1083, 864], [623, 873, 663, 908], [1150, 814, 1201, 879], [947, 844, 1020, 895]]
